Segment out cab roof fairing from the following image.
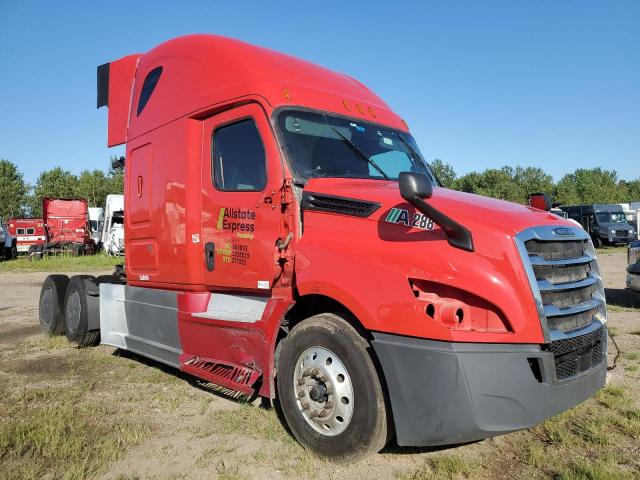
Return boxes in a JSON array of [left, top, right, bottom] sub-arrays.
[[99, 34, 408, 147]]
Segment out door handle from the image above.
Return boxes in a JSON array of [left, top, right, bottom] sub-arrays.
[[205, 242, 215, 271]]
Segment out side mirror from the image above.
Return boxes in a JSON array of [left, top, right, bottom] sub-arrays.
[[528, 193, 552, 212], [399, 172, 433, 201], [397, 171, 474, 252], [111, 156, 125, 170]]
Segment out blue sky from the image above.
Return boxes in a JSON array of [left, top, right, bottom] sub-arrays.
[[1, 1, 638, 185]]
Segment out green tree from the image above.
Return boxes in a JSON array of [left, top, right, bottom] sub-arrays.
[[107, 162, 124, 195], [555, 168, 621, 205], [429, 159, 457, 188], [456, 166, 524, 202], [0, 159, 29, 219], [513, 166, 554, 200], [620, 179, 640, 202], [29, 167, 79, 217], [76, 169, 110, 207]]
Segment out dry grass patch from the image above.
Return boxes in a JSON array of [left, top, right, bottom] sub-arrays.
[[0, 253, 121, 273], [396, 454, 477, 480], [0, 383, 150, 480]]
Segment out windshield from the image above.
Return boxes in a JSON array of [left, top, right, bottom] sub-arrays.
[[596, 212, 627, 224], [276, 109, 434, 182]]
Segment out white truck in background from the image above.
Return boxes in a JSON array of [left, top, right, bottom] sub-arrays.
[[88, 207, 105, 247], [100, 194, 124, 256], [618, 202, 640, 240]]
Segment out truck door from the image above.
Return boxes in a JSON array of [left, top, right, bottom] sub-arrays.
[[201, 104, 284, 291]]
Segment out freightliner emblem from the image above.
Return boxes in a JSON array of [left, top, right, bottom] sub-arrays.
[[553, 227, 575, 236]]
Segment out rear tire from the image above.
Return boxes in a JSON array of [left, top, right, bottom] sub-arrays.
[[63, 275, 100, 347], [39, 275, 70, 336], [276, 313, 389, 463]]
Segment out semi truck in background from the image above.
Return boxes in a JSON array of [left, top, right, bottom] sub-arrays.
[[561, 204, 636, 247], [38, 35, 608, 462], [7, 218, 46, 254], [36, 198, 96, 257], [88, 207, 105, 246], [100, 194, 124, 255]]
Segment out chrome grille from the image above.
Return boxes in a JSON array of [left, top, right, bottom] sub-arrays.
[[516, 226, 607, 381]]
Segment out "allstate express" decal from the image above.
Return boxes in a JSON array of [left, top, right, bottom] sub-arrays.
[[217, 208, 256, 234], [385, 208, 434, 231]]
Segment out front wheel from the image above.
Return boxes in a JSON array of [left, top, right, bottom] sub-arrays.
[[276, 313, 389, 463]]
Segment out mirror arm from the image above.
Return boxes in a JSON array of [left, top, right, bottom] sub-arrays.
[[404, 194, 475, 252]]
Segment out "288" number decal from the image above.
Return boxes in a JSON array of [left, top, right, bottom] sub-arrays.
[[385, 208, 434, 231]]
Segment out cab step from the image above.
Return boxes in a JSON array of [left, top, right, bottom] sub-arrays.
[[179, 354, 261, 395]]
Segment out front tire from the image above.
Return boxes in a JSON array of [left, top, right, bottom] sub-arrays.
[[277, 313, 389, 463]]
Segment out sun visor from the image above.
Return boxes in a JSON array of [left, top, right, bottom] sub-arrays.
[[97, 54, 141, 147]]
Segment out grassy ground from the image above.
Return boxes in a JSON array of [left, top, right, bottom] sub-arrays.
[[596, 245, 630, 255], [1, 253, 639, 479], [0, 254, 122, 273]]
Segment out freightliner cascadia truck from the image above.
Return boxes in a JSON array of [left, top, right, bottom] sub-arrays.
[[38, 35, 608, 462]]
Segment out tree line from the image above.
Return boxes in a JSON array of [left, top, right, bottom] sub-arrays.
[[1, 157, 638, 220], [0, 159, 123, 219], [430, 160, 640, 207]]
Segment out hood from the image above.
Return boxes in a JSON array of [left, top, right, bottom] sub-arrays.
[[303, 178, 575, 238]]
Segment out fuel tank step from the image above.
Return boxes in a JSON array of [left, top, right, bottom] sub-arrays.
[[179, 354, 261, 395]]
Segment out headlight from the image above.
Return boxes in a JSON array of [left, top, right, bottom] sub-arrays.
[[611, 229, 616, 234]]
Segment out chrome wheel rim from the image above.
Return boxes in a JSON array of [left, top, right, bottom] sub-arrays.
[[293, 346, 354, 436], [66, 290, 81, 332]]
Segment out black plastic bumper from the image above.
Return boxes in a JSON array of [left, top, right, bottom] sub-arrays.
[[371, 329, 607, 446]]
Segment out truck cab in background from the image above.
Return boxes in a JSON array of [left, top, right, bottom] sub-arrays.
[[39, 35, 608, 462], [100, 194, 124, 255], [561, 204, 636, 247], [88, 207, 104, 247], [7, 218, 45, 255], [41, 198, 95, 256], [617, 202, 640, 240]]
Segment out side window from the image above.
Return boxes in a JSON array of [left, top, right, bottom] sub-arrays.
[[136, 66, 163, 116], [213, 119, 267, 191]]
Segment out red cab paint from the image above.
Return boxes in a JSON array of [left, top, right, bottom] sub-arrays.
[[64, 34, 608, 459], [42, 198, 92, 246]]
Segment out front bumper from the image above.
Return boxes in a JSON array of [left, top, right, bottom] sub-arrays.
[[371, 329, 607, 446]]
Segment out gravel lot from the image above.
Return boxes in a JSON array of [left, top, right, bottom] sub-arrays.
[[0, 252, 638, 480]]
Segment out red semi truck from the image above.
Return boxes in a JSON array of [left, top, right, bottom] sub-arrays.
[[40, 198, 95, 256], [39, 35, 607, 462], [7, 218, 46, 254]]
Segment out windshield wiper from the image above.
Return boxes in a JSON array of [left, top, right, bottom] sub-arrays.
[[329, 126, 389, 180]]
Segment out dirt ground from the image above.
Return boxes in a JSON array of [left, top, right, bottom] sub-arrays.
[[0, 252, 639, 480]]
